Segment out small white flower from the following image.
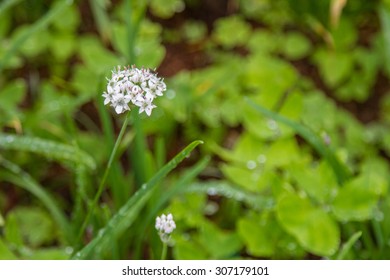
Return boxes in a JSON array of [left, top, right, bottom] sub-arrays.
[[102, 65, 167, 116], [111, 94, 131, 114], [135, 98, 156, 116], [155, 213, 176, 243]]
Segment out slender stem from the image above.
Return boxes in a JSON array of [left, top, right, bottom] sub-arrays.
[[77, 111, 131, 242], [161, 242, 168, 260]]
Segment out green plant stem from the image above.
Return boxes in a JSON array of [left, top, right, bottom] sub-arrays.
[[161, 242, 167, 260], [77, 111, 131, 242]]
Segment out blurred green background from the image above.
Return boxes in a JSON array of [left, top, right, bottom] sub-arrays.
[[1, 0, 390, 260]]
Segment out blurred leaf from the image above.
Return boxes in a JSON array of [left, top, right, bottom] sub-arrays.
[[13, 25, 50, 57], [4, 212, 23, 247], [248, 31, 278, 54], [277, 193, 340, 256], [221, 164, 268, 192], [6, 207, 56, 247], [332, 175, 385, 221], [70, 65, 100, 102], [150, 0, 184, 18], [313, 49, 353, 87], [50, 33, 76, 61], [0, 239, 17, 260], [112, 20, 165, 67], [174, 236, 208, 260], [79, 36, 121, 74], [331, 18, 357, 50], [0, 79, 25, 117], [238, 214, 282, 257], [183, 20, 207, 43], [282, 32, 311, 59], [198, 221, 242, 259], [290, 160, 338, 204], [52, 1, 79, 32], [213, 16, 251, 48]]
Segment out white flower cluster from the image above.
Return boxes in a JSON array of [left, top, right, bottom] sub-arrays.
[[102, 65, 166, 116], [155, 213, 176, 243]]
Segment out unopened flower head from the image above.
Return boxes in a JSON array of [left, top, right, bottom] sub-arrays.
[[155, 213, 176, 243], [102, 65, 166, 116]]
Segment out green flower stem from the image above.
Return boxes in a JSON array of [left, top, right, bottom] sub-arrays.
[[77, 111, 131, 242], [161, 242, 168, 260]]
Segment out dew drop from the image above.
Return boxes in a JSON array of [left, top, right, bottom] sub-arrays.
[[204, 201, 219, 215], [166, 90, 176, 99], [4, 135, 14, 143], [246, 160, 257, 170], [97, 229, 105, 238], [257, 154, 267, 164], [207, 188, 217, 196], [287, 243, 297, 251], [118, 208, 127, 217], [374, 211, 384, 221], [267, 120, 278, 130], [235, 193, 244, 201], [65, 247, 74, 255]]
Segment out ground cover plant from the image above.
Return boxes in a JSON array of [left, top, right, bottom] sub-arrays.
[[1, 0, 390, 260]]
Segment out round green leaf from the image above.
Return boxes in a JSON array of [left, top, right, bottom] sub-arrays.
[[277, 193, 340, 256], [238, 216, 279, 257], [332, 175, 383, 221], [282, 32, 311, 59]]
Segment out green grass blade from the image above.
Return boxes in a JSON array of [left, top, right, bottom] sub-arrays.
[[0, 0, 73, 72], [335, 231, 362, 260], [186, 180, 274, 211], [133, 156, 211, 258], [72, 140, 203, 259], [245, 97, 351, 185], [0, 157, 73, 244], [0, 133, 96, 170], [88, 0, 112, 42], [131, 109, 149, 188], [0, 0, 22, 17], [380, 5, 390, 76]]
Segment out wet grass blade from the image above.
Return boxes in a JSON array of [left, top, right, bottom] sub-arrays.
[[72, 140, 203, 259], [0, 157, 73, 244], [186, 180, 274, 211], [133, 156, 211, 258], [245, 98, 351, 185], [335, 231, 362, 260], [0, 133, 96, 170]]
